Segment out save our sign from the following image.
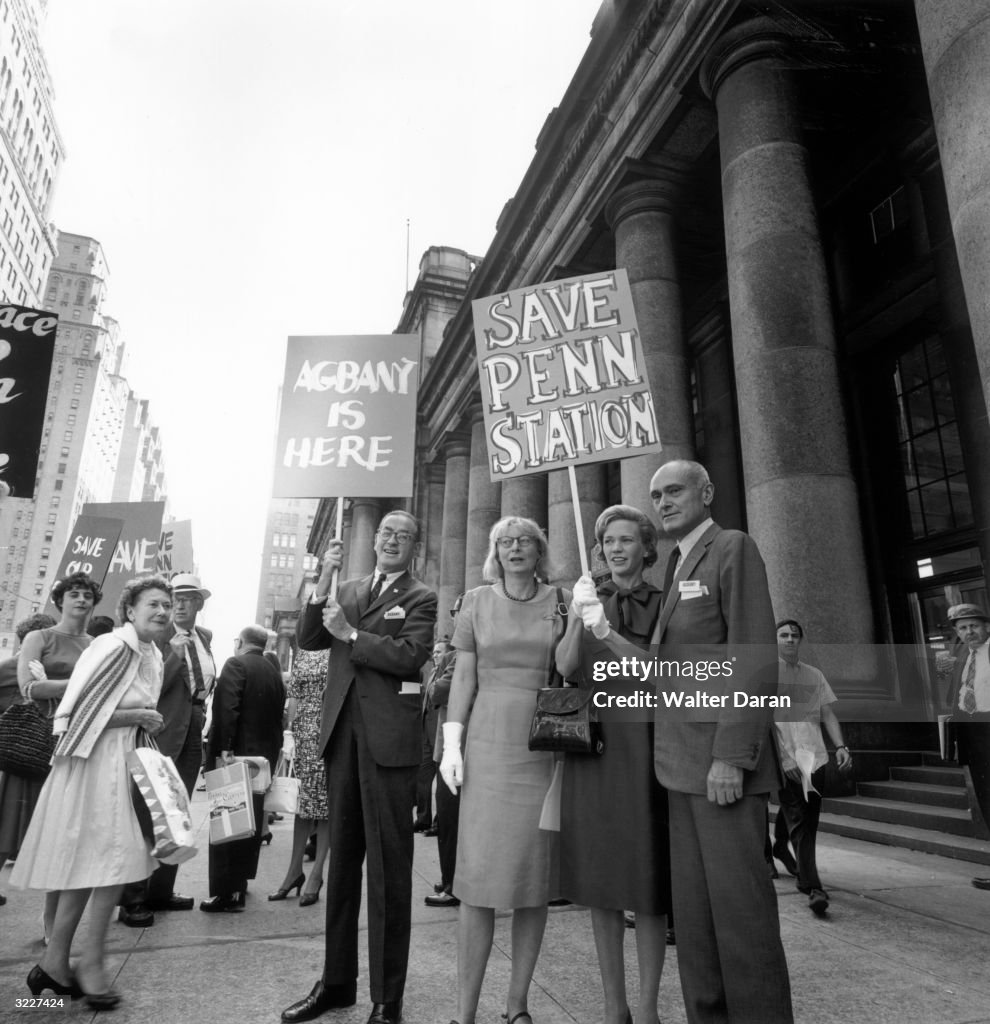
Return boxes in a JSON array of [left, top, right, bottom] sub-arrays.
[[472, 269, 662, 481], [273, 334, 420, 498], [47, 516, 124, 609]]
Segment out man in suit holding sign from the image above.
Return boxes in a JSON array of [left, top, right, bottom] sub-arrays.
[[282, 510, 437, 1024]]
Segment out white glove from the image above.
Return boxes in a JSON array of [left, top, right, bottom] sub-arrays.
[[570, 575, 598, 613], [28, 660, 47, 681], [281, 730, 296, 761], [581, 601, 611, 640], [439, 722, 465, 794]]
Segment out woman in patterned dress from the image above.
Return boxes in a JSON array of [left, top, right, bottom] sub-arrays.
[[269, 647, 331, 906]]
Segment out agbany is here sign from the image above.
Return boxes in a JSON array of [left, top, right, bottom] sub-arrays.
[[273, 335, 419, 498], [472, 270, 661, 481]]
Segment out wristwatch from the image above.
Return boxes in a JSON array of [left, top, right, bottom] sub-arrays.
[[347, 629, 358, 644]]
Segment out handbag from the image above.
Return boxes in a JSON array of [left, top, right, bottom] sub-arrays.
[[528, 588, 605, 755], [264, 754, 300, 815], [0, 699, 55, 779], [127, 731, 198, 865]]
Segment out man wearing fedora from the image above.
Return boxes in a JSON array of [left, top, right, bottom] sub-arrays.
[[945, 603, 990, 890], [118, 572, 217, 927]]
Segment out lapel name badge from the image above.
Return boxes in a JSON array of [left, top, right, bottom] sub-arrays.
[[384, 606, 406, 620]]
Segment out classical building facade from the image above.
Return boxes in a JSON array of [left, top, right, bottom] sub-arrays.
[[308, 2, 990, 776], [0, 0, 62, 307]]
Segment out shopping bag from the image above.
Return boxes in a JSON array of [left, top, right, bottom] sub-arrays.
[[538, 759, 564, 832], [126, 745, 198, 865], [205, 761, 256, 845], [264, 755, 300, 815], [234, 755, 272, 795]]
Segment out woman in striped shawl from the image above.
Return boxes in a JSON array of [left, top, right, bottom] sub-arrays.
[[11, 575, 172, 1010]]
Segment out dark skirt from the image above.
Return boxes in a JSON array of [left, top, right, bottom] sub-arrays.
[[0, 769, 45, 861], [558, 718, 671, 914]]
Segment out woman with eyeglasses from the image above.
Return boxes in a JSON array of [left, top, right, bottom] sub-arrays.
[[439, 516, 568, 1024], [555, 505, 671, 1024]]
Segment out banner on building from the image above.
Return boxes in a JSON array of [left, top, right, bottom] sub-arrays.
[[0, 304, 59, 499], [80, 500, 165, 615], [47, 515, 124, 607], [157, 520, 194, 580], [272, 334, 420, 498], [472, 269, 662, 481]]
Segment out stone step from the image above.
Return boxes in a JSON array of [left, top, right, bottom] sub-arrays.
[[857, 779, 971, 810], [821, 795, 977, 837], [815, 809, 990, 867], [891, 764, 967, 787]]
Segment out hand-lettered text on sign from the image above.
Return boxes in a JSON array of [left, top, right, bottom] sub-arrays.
[[472, 270, 662, 480], [273, 335, 420, 498]]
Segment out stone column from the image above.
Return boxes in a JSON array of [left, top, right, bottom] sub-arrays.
[[465, 408, 502, 590], [437, 435, 471, 623], [606, 172, 695, 514], [916, 2, 990, 421], [547, 464, 608, 587], [701, 20, 874, 669], [421, 462, 446, 597], [500, 475, 549, 529], [347, 499, 381, 580]]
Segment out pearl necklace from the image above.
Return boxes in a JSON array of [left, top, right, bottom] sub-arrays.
[[502, 579, 539, 602]]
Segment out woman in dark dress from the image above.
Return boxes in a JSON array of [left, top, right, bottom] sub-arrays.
[[557, 505, 670, 1024]]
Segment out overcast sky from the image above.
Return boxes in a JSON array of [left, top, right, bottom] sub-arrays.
[[41, 0, 602, 653]]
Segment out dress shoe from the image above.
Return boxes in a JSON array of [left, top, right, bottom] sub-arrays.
[[304, 838, 317, 861], [117, 903, 155, 927], [424, 890, 460, 907], [199, 894, 244, 913], [270, 873, 306, 901], [412, 821, 429, 833], [666, 926, 676, 945], [772, 841, 798, 877], [624, 912, 635, 928], [83, 988, 121, 1010], [368, 999, 402, 1024], [972, 877, 990, 890], [808, 888, 829, 916], [547, 897, 571, 906], [262, 831, 274, 845], [281, 980, 357, 1022], [422, 826, 439, 837], [0, 891, 6, 906], [27, 964, 83, 998], [299, 880, 324, 908], [147, 892, 194, 911]]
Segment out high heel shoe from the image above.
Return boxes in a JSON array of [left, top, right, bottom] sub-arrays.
[[299, 880, 323, 907], [26, 964, 83, 998], [268, 872, 305, 901], [82, 988, 121, 1010]]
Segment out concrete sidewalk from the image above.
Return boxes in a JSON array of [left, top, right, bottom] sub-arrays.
[[2, 788, 990, 1023]]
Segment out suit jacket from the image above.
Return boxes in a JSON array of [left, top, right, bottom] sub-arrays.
[[205, 649, 286, 772], [155, 623, 213, 759], [653, 523, 780, 796], [946, 644, 990, 721], [297, 571, 437, 767]]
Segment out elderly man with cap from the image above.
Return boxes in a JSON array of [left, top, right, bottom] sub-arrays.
[[945, 603, 990, 890], [118, 572, 217, 927]]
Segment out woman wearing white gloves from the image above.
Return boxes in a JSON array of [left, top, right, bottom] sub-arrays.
[[439, 516, 569, 1024], [555, 506, 671, 1024]]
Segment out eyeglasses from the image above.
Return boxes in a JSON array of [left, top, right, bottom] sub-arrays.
[[497, 535, 537, 550], [378, 527, 415, 544]]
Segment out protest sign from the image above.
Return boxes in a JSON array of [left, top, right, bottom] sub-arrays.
[[157, 519, 194, 580], [81, 501, 165, 614], [47, 516, 124, 605], [272, 334, 420, 499], [0, 304, 58, 499], [472, 269, 661, 481]]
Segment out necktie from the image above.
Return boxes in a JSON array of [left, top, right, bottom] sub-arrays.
[[962, 653, 978, 714], [662, 545, 680, 606], [186, 632, 206, 699], [368, 573, 386, 605]]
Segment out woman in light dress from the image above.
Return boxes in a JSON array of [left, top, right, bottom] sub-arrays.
[[11, 575, 173, 1010], [440, 516, 569, 1024]]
